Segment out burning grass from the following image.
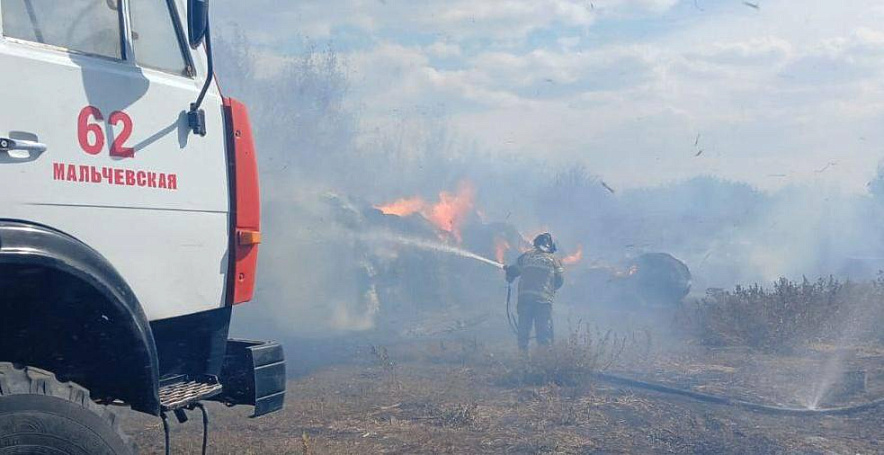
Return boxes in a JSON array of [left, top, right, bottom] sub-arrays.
[[374, 181, 476, 242]]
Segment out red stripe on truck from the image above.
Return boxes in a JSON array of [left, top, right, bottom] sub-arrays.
[[224, 98, 261, 305]]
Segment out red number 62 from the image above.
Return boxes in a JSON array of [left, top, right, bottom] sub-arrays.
[[77, 106, 134, 158], [77, 106, 104, 155]]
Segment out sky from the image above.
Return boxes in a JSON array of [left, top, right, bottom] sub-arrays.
[[214, 0, 884, 193]]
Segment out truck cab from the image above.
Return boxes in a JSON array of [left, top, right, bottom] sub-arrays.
[[0, 1, 283, 453]]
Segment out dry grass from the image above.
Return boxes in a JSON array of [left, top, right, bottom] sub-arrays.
[[495, 323, 628, 387], [122, 332, 884, 454], [117, 287, 884, 453]]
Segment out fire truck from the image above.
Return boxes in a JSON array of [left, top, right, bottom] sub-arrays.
[[0, 1, 284, 453]]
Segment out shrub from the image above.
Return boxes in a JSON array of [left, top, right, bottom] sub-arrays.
[[692, 276, 884, 352]]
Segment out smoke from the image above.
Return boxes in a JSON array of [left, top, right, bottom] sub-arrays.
[[213, 28, 884, 349]]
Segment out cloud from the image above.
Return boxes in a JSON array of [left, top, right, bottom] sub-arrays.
[[346, 42, 524, 113], [425, 41, 462, 59], [433, 0, 596, 40], [216, 0, 884, 193], [685, 37, 793, 67], [348, 43, 432, 106], [781, 28, 884, 86], [216, 0, 681, 48]]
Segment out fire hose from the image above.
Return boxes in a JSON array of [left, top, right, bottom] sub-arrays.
[[502, 286, 884, 416], [592, 372, 884, 416], [505, 284, 518, 336]]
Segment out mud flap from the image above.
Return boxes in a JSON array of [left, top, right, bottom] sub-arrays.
[[212, 339, 285, 417]]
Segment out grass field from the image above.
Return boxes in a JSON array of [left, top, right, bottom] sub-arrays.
[[123, 330, 884, 454]]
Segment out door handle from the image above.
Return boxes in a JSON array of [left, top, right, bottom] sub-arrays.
[[0, 137, 47, 154]]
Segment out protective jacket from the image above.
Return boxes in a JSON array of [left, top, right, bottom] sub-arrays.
[[506, 249, 564, 304]]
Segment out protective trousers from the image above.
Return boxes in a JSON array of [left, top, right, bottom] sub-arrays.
[[516, 298, 553, 351]]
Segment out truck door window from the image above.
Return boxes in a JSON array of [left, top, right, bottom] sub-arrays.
[[129, 0, 189, 76], [0, 0, 122, 59]]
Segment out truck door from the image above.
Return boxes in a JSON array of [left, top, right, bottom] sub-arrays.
[[0, 0, 230, 321]]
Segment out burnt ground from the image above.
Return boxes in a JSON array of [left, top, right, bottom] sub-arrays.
[[122, 330, 884, 455]]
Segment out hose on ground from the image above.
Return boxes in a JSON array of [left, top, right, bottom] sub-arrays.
[[500, 287, 884, 416], [193, 402, 209, 455], [593, 372, 884, 416]]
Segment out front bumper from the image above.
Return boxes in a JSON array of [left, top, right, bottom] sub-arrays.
[[211, 339, 285, 417]]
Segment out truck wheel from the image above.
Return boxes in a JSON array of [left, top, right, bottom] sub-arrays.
[[0, 363, 134, 455]]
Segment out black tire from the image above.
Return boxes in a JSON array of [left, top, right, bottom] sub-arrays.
[[0, 363, 134, 455]]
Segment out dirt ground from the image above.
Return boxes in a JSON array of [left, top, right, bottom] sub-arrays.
[[122, 332, 884, 455]]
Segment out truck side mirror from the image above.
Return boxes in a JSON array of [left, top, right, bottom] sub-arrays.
[[187, 0, 215, 136], [188, 0, 210, 48]]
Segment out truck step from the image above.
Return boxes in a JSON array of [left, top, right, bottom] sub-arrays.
[[159, 375, 223, 411], [210, 339, 286, 417]]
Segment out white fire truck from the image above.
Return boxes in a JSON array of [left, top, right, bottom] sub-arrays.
[[0, 1, 284, 453]]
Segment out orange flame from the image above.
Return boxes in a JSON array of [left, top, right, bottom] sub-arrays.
[[494, 237, 511, 264], [562, 244, 584, 266], [374, 181, 476, 243], [426, 182, 475, 242], [613, 264, 639, 278], [375, 196, 426, 217]]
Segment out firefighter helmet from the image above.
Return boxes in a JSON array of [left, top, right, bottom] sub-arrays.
[[533, 233, 557, 253]]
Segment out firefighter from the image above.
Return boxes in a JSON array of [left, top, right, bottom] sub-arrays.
[[504, 233, 564, 351]]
